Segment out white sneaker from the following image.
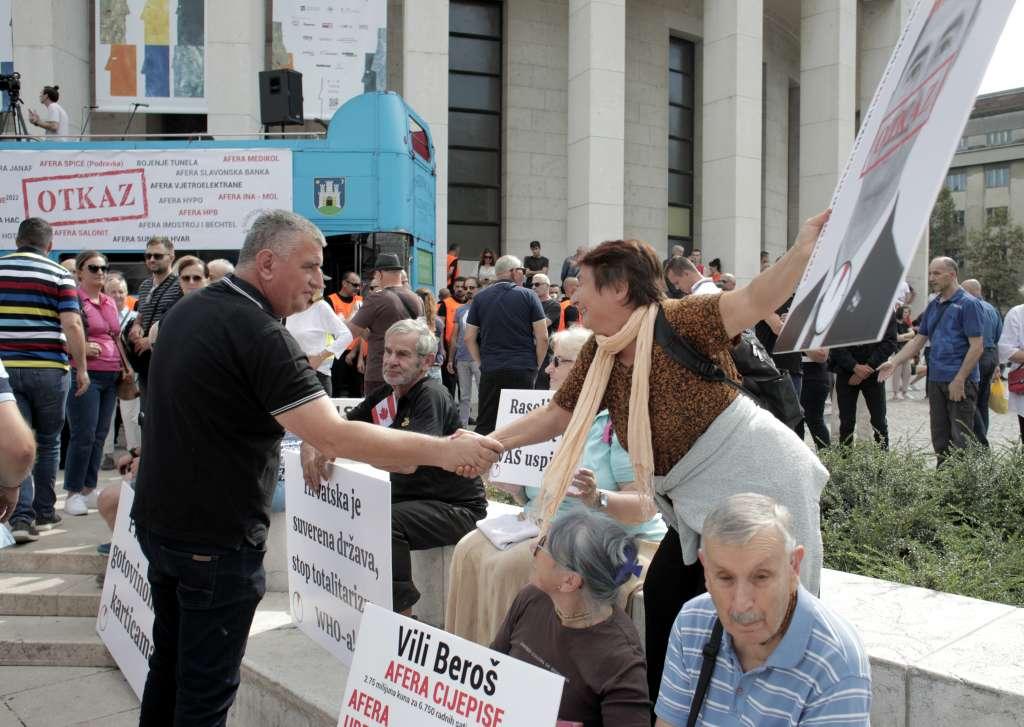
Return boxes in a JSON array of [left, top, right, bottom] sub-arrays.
[[84, 489, 100, 509], [64, 493, 89, 516]]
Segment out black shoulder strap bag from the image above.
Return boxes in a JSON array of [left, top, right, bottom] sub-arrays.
[[687, 619, 723, 727]]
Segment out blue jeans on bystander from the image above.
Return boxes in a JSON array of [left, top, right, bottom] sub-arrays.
[[65, 369, 119, 493], [8, 368, 70, 522]]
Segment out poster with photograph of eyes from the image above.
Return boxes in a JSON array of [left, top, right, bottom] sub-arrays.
[[775, 0, 1015, 353]]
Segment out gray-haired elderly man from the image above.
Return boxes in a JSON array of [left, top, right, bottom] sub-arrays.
[[345, 318, 487, 616], [131, 210, 501, 726], [656, 493, 871, 727]]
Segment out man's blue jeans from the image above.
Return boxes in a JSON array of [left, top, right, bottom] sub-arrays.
[[136, 526, 266, 727], [8, 367, 70, 522], [64, 370, 119, 493]]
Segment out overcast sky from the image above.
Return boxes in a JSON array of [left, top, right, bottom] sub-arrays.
[[979, 3, 1024, 94]]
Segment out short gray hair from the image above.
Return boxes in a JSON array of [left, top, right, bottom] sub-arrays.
[[495, 255, 522, 277], [238, 210, 325, 265], [16, 218, 53, 251], [546, 509, 638, 608], [386, 318, 437, 356], [702, 493, 796, 554], [550, 326, 592, 361]]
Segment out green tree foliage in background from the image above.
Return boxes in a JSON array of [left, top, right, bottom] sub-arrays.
[[962, 209, 1024, 313], [929, 186, 964, 264]]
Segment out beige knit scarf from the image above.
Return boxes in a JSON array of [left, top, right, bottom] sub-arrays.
[[538, 303, 659, 525]]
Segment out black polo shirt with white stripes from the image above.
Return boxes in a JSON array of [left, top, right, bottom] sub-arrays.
[[132, 274, 325, 548]]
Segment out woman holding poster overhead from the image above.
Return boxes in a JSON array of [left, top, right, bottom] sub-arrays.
[[488, 215, 832, 703], [492, 509, 650, 727]]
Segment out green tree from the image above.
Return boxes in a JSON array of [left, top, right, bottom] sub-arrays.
[[962, 210, 1024, 313], [929, 186, 965, 263]]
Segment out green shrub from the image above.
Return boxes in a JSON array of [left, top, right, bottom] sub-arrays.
[[819, 442, 1024, 606]]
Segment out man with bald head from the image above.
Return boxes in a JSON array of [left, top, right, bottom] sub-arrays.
[[961, 278, 1002, 445], [879, 257, 984, 463]]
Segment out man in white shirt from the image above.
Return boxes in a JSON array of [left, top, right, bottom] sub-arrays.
[[666, 256, 720, 296], [28, 85, 69, 139]]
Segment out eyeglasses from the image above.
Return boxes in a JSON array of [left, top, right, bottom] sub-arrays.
[[532, 282, 547, 287], [181, 275, 205, 283], [144, 252, 166, 260], [343, 279, 360, 286], [514, 268, 526, 274], [85, 264, 108, 273], [552, 356, 575, 368], [530, 534, 548, 558]]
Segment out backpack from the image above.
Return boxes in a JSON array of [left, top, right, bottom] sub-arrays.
[[653, 306, 805, 430]]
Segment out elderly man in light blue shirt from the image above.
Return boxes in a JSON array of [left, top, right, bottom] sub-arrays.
[[655, 493, 871, 727]]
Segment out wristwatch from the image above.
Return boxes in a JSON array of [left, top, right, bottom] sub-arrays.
[[596, 490, 609, 510]]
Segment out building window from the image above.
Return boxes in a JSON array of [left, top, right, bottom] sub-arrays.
[[957, 136, 968, 151], [945, 171, 966, 192], [986, 129, 1012, 146], [668, 37, 696, 255], [984, 165, 1010, 188], [953, 210, 965, 228], [448, 0, 502, 261], [986, 206, 1009, 225]]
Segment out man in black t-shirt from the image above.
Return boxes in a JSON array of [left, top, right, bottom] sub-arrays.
[[131, 211, 502, 726], [347, 319, 487, 615], [523, 239, 549, 286]]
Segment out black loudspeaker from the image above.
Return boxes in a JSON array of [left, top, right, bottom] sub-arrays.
[[258, 69, 303, 126]]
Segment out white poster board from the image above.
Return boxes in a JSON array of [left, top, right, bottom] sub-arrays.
[[95, 0, 207, 113], [271, 0, 387, 120], [332, 397, 364, 418], [284, 450, 392, 667], [339, 604, 564, 727], [490, 389, 560, 487], [95, 483, 153, 700], [775, 0, 1015, 353], [0, 149, 292, 251]]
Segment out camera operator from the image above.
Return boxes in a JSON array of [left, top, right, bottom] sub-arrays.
[[28, 85, 68, 139]]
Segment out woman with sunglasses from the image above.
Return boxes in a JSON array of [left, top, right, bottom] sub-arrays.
[[477, 248, 496, 284], [445, 326, 664, 645], [492, 508, 650, 726], [64, 251, 128, 517], [175, 256, 209, 296]]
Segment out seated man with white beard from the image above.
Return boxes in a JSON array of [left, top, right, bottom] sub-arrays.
[[656, 493, 871, 727], [346, 319, 487, 615]]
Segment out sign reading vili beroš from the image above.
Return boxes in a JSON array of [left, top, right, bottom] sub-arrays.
[[0, 149, 292, 251]]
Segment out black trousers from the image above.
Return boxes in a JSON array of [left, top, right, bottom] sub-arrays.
[[315, 371, 333, 397], [642, 528, 706, 707], [137, 527, 265, 727], [392, 499, 485, 612], [475, 368, 536, 435], [330, 355, 363, 398], [441, 362, 458, 398], [798, 373, 832, 450], [928, 379, 979, 465], [973, 348, 998, 446], [835, 375, 889, 448]]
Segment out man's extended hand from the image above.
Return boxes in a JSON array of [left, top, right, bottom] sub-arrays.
[[0, 485, 19, 523], [446, 429, 503, 477], [875, 360, 895, 383], [949, 377, 966, 402], [853, 363, 874, 380], [300, 441, 332, 493]]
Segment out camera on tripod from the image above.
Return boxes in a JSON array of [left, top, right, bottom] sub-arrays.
[[0, 72, 21, 100]]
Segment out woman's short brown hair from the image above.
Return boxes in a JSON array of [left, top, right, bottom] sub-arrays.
[[579, 239, 665, 307], [175, 256, 208, 278]]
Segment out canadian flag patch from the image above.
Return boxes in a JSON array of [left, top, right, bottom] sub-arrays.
[[370, 393, 398, 428]]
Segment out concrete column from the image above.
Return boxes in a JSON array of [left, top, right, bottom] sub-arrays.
[[10, 0, 90, 137], [567, 0, 625, 249], [206, 0, 265, 135], [402, 0, 449, 287], [798, 0, 856, 221], [700, 0, 763, 285]]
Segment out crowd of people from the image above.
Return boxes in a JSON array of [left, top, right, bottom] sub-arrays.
[[3, 205, 1024, 727]]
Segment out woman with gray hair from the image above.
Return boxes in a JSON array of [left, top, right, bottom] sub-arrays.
[[492, 508, 650, 726]]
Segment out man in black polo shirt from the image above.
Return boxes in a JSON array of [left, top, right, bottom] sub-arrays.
[[347, 318, 487, 615], [131, 210, 502, 726]]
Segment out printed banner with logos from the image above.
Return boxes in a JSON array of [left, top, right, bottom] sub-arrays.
[[271, 0, 387, 120], [490, 389, 560, 487], [339, 603, 564, 727], [284, 449, 392, 668], [95, 483, 153, 700], [775, 0, 1015, 352], [0, 148, 292, 251], [95, 0, 207, 114]]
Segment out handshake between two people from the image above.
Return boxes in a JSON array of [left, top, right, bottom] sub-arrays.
[[301, 429, 505, 491]]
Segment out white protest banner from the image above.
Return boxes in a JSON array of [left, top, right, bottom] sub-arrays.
[[95, 0, 207, 114], [284, 449, 392, 667], [339, 603, 564, 727], [271, 0, 387, 120], [332, 397, 365, 418], [95, 483, 153, 700], [775, 0, 1015, 353], [490, 389, 560, 488], [0, 149, 292, 251]]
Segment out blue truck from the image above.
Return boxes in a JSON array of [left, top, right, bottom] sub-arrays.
[[0, 92, 438, 290]]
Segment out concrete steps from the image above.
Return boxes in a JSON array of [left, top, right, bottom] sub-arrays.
[[0, 615, 114, 668], [0, 572, 102, 617]]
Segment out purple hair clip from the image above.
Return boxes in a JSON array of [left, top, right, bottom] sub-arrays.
[[613, 543, 643, 586]]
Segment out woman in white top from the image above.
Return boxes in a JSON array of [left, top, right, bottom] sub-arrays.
[[998, 304, 1024, 443], [285, 289, 353, 395]]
